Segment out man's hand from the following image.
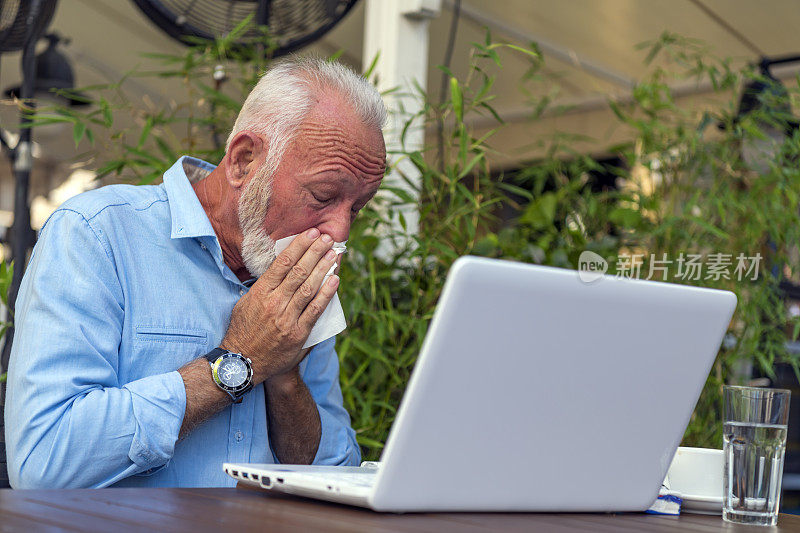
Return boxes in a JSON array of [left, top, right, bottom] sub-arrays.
[[220, 227, 339, 384]]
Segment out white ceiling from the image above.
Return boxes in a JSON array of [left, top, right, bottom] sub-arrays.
[[1, 0, 800, 210]]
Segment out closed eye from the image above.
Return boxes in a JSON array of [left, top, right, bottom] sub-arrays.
[[311, 193, 334, 205]]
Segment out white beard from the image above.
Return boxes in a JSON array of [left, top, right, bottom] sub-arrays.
[[238, 164, 276, 278]]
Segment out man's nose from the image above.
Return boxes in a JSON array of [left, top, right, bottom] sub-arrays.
[[319, 206, 351, 243]]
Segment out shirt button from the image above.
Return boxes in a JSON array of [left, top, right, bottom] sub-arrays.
[[200, 243, 207, 250], [239, 288, 244, 296], [234, 430, 244, 442]]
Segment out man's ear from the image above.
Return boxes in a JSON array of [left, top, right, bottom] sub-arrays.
[[224, 131, 265, 189]]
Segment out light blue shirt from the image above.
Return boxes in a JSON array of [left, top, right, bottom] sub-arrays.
[[5, 156, 360, 488]]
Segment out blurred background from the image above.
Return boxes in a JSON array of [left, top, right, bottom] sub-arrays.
[[3, 0, 800, 236], [2, 0, 800, 508]]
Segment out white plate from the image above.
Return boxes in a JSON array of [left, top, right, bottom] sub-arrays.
[[680, 493, 722, 514]]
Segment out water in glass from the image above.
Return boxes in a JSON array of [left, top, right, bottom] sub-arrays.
[[723, 420, 787, 526]]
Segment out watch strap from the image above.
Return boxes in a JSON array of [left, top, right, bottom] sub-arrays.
[[204, 347, 227, 364], [232, 382, 253, 403]]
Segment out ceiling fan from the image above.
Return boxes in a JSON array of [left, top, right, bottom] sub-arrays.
[[131, 0, 359, 56], [130, 0, 360, 148]]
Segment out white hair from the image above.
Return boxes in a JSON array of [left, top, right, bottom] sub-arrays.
[[231, 56, 386, 278], [226, 55, 387, 179]]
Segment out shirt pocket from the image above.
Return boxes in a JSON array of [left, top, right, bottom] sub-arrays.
[[133, 325, 210, 373], [135, 325, 208, 344]]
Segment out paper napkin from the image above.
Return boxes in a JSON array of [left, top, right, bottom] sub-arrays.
[[274, 233, 347, 348]]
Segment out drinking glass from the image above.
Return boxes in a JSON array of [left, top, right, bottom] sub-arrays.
[[723, 385, 791, 526]]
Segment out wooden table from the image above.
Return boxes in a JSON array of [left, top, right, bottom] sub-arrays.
[[1, 485, 799, 532]]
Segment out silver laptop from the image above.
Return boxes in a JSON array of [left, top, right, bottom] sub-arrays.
[[225, 256, 736, 512]]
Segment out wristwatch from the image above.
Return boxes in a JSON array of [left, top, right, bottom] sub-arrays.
[[204, 347, 253, 403]]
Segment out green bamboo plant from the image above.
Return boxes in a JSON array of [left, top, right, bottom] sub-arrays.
[[0, 260, 12, 383], [612, 34, 800, 446], [476, 33, 800, 447], [16, 26, 800, 457]]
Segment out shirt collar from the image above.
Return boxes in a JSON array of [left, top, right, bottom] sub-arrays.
[[162, 156, 218, 240]]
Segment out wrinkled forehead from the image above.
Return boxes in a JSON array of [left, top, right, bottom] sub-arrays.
[[291, 102, 387, 184]]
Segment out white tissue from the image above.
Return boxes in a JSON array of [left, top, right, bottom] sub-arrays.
[[274, 233, 347, 348]]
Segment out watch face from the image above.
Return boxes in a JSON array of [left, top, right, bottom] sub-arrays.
[[217, 357, 249, 388]]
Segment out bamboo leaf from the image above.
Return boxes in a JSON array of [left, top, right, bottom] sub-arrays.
[[458, 153, 485, 179], [450, 77, 463, 123], [100, 98, 113, 127], [328, 49, 345, 62], [363, 51, 380, 80], [478, 102, 504, 124], [137, 117, 153, 149], [356, 436, 385, 449], [72, 122, 86, 147], [497, 182, 534, 201], [688, 216, 730, 240], [503, 44, 541, 59]]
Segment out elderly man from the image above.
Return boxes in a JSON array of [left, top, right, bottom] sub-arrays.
[[4, 57, 387, 488]]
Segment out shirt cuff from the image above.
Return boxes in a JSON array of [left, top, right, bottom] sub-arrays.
[[124, 370, 187, 471], [312, 404, 361, 466]]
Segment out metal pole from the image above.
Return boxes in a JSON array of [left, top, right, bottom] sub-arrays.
[[1, 0, 45, 376]]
